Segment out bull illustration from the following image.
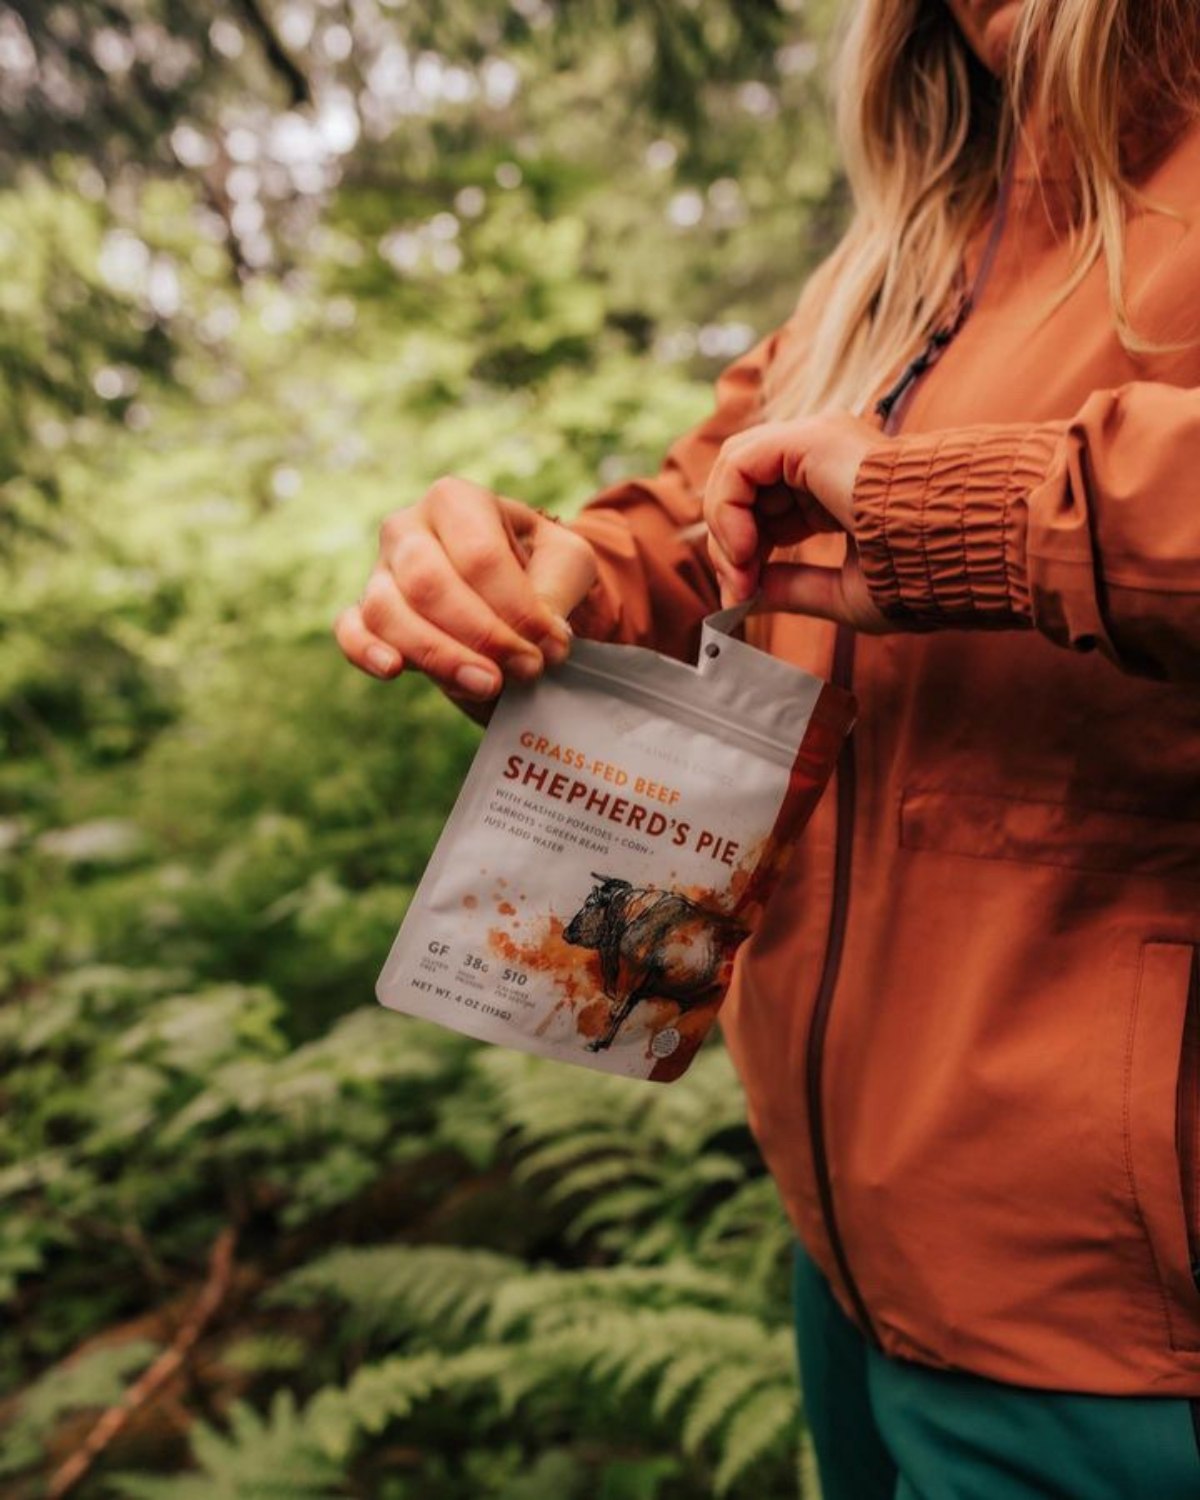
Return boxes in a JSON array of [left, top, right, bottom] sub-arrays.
[[562, 874, 747, 1052]]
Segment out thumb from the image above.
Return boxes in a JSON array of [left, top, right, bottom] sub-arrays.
[[756, 555, 892, 634], [522, 514, 600, 623], [756, 560, 850, 624]]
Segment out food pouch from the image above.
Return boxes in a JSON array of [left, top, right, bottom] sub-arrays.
[[376, 604, 855, 1082]]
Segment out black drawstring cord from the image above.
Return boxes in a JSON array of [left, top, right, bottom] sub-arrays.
[[873, 286, 972, 422], [873, 149, 1017, 424]]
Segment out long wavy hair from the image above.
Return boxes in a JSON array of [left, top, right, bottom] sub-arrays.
[[782, 0, 1200, 417]]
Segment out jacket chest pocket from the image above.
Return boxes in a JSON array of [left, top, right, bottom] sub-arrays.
[[1125, 941, 1200, 1351]]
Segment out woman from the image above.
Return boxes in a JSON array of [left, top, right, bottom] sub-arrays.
[[336, 0, 1200, 1492]]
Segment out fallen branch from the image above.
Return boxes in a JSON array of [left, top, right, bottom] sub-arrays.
[[46, 1225, 238, 1499]]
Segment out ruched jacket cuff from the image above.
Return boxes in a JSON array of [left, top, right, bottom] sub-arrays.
[[851, 425, 1067, 627]]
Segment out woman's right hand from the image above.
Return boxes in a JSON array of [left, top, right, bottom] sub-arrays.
[[334, 476, 599, 719]]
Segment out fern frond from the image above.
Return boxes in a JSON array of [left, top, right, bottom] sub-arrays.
[[485, 1262, 738, 1336], [511, 1127, 642, 1183], [693, 1174, 796, 1299], [564, 1185, 665, 1240], [712, 1384, 800, 1496], [112, 1389, 344, 1499], [481, 1042, 777, 1279], [220, 1333, 308, 1375], [617, 1220, 682, 1265], [676, 1155, 746, 1190], [542, 1154, 657, 1206], [651, 1348, 717, 1421], [798, 1425, 822, 1500], [166, 1006, 460, 1140], [607, 1334, 685, 1398], [204, 1265, 799, 1493], [480, 1050, 641, 1140], [270, 1244, 520, 1346], [1, 1340, 161, 1480], [304, 1343, 516, 1462], [680, 1364, 771, 1455], [304, 1351, 448, 1460]]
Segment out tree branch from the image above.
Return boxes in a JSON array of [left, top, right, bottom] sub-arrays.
[[227, 0, 311, 107], [45, 1225, 238, 1500]]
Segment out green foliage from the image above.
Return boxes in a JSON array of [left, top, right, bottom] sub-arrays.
[[0, 0, 844, 1494], [0, 179, 175, 513], [260, 1245, 800, 1495], [4, 0, 810, 177], [110, 1391, 346, 1500], [490, 1047, 795, 1301], [0, 1338, 160, 1477]]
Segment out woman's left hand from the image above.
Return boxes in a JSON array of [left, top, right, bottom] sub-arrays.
[[703, 411, 898, 633]]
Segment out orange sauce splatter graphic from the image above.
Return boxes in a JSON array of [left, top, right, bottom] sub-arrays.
[[497, 900, 516, 916], [463, 894, 479, 910], [577, 1000, 610, 1038], [487, 917, 605, 1035]]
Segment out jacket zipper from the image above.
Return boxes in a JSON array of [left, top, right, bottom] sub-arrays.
[[805, 621, 870, 1332], [1179, 951, 1200, 1290], [804, 163, 1016, 1345]]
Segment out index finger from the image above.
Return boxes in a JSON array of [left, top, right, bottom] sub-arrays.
[[521, 512, 599, 623], [703, 421, 810, 569], [422, 480, 568, 647]]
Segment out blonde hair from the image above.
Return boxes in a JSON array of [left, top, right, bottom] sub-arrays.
[[786, 0, 1200, 418]]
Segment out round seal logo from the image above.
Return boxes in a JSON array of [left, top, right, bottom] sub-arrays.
[[650, 1027, 680, 1059]]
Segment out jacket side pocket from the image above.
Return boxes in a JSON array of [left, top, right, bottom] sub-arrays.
[[1125, 941, 1200, 1352]]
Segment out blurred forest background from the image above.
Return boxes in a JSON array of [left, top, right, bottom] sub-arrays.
[[0, 1, 848, 1494]]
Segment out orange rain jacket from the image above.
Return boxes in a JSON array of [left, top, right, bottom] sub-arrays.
[[567, 120, 1200, 1397]]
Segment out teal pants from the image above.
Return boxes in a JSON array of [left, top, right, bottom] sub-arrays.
[[792, 1245, 1200, 1500]]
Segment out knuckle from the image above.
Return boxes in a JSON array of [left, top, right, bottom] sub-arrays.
[[703, 497, 724, 542], [407, 634, 452, 680], [359, 574, 394, 632], [422, 473, 463, 512], [378, 511, 410, 552], [333, 610, 365, 659], [390, 533, 444, 609], [506, 601, 544, 638], [551, 525, 599, 585], [453, 534, 501, 586], [556, 524, 592, 562], [461, 617, 509, 659]]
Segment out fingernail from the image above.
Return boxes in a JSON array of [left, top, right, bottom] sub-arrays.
[[542, 612, 573, 646], [455, 663, 501, 698], [507, 651, 544, 681], [366, 645, 399, 676], [537, 632, 569, 667]]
